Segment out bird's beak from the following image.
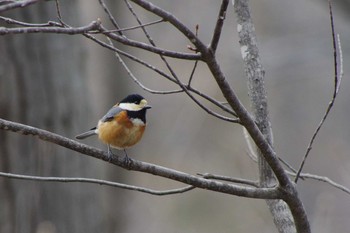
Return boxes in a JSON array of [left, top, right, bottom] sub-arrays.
[[145, 105, 152, 109]]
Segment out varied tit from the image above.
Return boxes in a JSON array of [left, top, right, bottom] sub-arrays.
[[76, 94, 151, 161]]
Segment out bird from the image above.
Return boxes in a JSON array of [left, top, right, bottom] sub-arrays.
[[76, 94, 151, 161]]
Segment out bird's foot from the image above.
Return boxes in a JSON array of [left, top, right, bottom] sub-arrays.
[[122, 150, 133, 168], [107, 145, 116, 162]]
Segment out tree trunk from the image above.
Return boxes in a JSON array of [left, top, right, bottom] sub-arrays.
[[0, 2, 114, 232], [233, 1, 296, 232]]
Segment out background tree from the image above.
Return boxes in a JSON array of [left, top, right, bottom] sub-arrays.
[[0, 1, 128, 232], [0, 0, 348, 233]]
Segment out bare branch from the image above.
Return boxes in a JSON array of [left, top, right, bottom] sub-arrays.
[[129, 0, 209, 55], [98, 0, 122, 33], [0, 118, 280, 199], [295, 0, 343, 183], [209, 0, 229, 52], [187, 26, 199, 86], [106, 37, 183, 94], [0, 16, 61, 27], [198, 173, 259, 187], [124, 0, 157, 42], [54, 0, 63, 24], [104, 19, 164, 33], [163, 62, 239, 122], [187, 60, 198, 87], [101, 27, 202, 61], [0, 20, 101, 35], [187, 87, 238, 117], [288, 172, 350, 195], [84, 33, 177, 83], [0, 0, 42, 13], [0, 171, 195, 196]]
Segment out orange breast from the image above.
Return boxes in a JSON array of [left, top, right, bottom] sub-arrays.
[[97, 111, 146, 149]]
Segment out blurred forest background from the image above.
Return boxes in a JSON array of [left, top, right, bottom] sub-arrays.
[[0, 0, 350, 232]]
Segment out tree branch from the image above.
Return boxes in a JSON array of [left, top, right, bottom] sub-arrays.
[[0, 20, 101, 35], [129, 0, 209, 54], [233, 0, 310, 232], [0, 118, 280, 199], [97, 0, 122, 32], [107, 37, 184, 95], [294, 0, 343, 183], [209, 0, 229, 52], [101, 26, 202, 61], [288, 171, 350, 195], [103, 19, 164, 33], [0, 0, 42, 13], [0, 16, 61, 27], [0, 171, 195, 196], [197, 172, 259, 187]]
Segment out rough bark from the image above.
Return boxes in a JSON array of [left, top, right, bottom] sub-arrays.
[[0, 2, 107, 232], [233, 1, 297, 232]]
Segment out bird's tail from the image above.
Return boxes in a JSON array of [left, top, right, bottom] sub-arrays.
[[75, 128, 97, 139]]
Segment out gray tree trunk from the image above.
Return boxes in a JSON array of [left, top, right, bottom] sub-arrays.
[[0, 2, 120, 232]]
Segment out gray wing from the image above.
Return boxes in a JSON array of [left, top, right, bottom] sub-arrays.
[[100, 106, 123, 122]]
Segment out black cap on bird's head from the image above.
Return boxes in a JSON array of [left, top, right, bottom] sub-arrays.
[[118, 94, 151, 111], [120, 94, 145, 104]]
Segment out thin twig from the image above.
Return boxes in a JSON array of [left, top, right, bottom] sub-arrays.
[[188, 25, 200, 86], [0, 171, 195, 196], [124, 0, 155, 42], [188, 60, 198, 87], [84, 33, 177, 83], [0, 0, 42, 13], [187, 87, 238, 117], [210, 0, 229, 52], [0, 16, 61, 27], [295, 0, 343, 183], [103, 19, 164, 33], [99, 1, 199, 61], [166, 67, 240, 122], [54, 0, 64, 25], [129, 0, 208, 54], [106, 37, 183, 94], [198, 172, 259, 187], [102, 29, 202, 61], [288, 171, 350, 195], [98, 0, 122, 34]]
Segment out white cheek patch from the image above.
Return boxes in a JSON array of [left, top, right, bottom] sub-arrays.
[[118, 103, 142, 111], [131, 118, 146, 126]]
